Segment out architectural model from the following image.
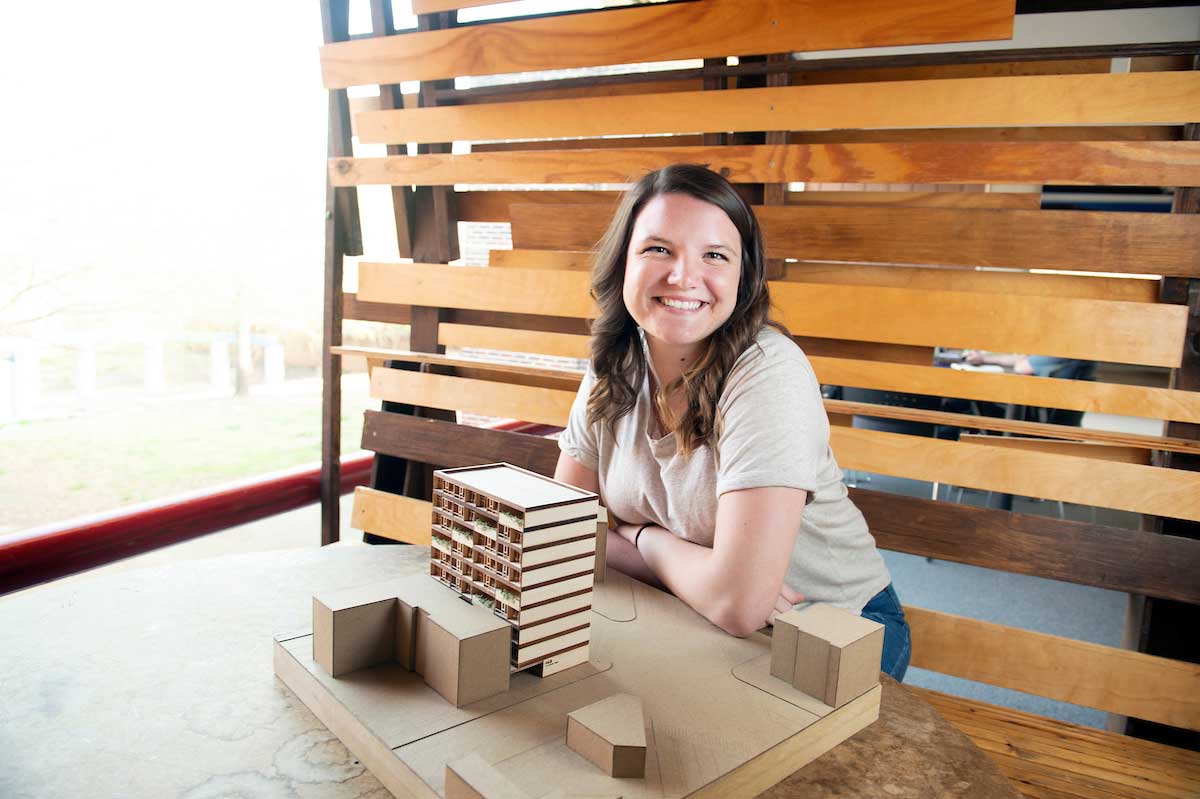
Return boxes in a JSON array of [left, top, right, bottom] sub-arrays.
[[771, 604, 884, 708], [430, 463, 599, 677], [566, 693, 647, 778]]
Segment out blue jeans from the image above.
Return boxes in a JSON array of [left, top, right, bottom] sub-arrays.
[[860, 583, 911, 682]]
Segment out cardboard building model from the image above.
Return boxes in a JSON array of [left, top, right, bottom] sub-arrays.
[[430, 463, 599, 677], [771, 603, 884, 708]]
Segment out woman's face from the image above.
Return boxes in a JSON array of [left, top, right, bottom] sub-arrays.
[[621, 192, 743, 359]]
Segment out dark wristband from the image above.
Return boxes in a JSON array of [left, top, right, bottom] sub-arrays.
[[634, 523, 652, 550]]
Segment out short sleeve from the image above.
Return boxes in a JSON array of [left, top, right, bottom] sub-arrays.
[[558, 366, 600, 471], [715, 335, 827, 498]]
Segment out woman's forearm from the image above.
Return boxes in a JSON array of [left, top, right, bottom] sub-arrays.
[[634, 525, 754, 635], [605, 529, 665, 590]]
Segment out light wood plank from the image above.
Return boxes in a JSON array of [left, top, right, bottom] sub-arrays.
[[829, 399, 1200, 456], [330, 141, 1200, 188], [351, 486, 432, 545], [783, 263, 1159, 302], [488, 249, 592, 271], [358, 263, 594, 318], [788, 125, 1181, 143], [457, 191, 617, 224], [830, 426, 1200, 521], [438, 324, 590, 359], [511, 203, 1200, 277], [320, 0, 1014, 87], [811, 355, 1200, 425], [370, 368, 575, 428], [352, 73, 1200, 143], [905, 606, 1200, 729], [956, 435, 1151, 465], [357, 264, 1188, 366]]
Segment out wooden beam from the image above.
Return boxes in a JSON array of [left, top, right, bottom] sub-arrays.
[[510, 203, 1200, 277], [456, 190, 618, 224], [320, 0, 1014, 87], [361, 411, 560, 476], [352, 73, 1200, 143], [905, 606, 1200, 729]]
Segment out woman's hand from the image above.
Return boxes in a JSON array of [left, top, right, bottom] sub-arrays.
[[767, 584, 805, 626]]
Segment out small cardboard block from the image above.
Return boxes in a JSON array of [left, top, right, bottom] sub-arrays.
[[312, 581, 401, 677], [566, 693, 647, 779], [445, 753, 530, 799], [775, 604, 884, 708]]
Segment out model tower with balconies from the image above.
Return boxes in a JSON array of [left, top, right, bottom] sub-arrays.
[[430, 462, 599, 676]]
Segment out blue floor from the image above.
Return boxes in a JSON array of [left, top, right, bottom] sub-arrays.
[[855, 472, 1132, 729]]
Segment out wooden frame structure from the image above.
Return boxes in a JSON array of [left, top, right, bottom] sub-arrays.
[[317, 1, 1200, 795]]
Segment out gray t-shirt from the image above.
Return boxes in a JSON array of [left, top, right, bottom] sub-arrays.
[[559, 326, 891, 614]]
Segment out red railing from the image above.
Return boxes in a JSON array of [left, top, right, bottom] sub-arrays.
[[0, 419, 561, 595]]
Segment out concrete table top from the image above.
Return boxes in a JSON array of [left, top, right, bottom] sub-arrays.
[[0, 545, 1019, 798]]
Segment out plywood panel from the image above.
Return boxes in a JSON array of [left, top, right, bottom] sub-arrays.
[[810, 356, 1200, 424], [321, 0, 1014, 87], [831, 426, 1200, 521], [511, 203, 1200, 277], [352, 487, 433, 545], [905, 607, 1200, 729], [330, 141, 1200, 188], [353, 73, 1200, 143]]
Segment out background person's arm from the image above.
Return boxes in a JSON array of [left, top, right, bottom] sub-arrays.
[[629, 485, 807, 637]]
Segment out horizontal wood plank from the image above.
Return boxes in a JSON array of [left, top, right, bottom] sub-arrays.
[[353, 73, 1200, 143], [788, 125, 1182, 143], [457, 191, 617, 223], [438, 324, 590, 359], [810, 356, 1200, 424], [788, 190, 1043, 209], [370, 367, 575, 427], [905, 606, 1200, 728], [330, 141, 1200, 188], [956, 434, 1151, 465], [362, 411, 560, 476], [351, 486, 431, 545], [854, 489, 1200, 603], [831, 398, 1200, 456], [488, 249, 593, 271], [511, 203, 1200, 277], [321, 0, 1013, 87], [832, 426, 1200, 521], [357, 263, 1188, 366]]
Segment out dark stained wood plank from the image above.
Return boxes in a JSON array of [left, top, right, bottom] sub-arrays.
[[361, 411, 560, 477], [321, 0, 1014, 87], [852, 488, 1200, 605], [510, 203, 1200, 277]]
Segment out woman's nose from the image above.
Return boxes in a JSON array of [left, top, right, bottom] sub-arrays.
[[666, 255, 696, 287]]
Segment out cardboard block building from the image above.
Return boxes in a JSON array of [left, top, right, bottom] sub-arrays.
[[430, 463, 599, 677], [771, 603, 884, 708]]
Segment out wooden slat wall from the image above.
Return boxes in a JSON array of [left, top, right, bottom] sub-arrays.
[[323, 0, 1200, 727]]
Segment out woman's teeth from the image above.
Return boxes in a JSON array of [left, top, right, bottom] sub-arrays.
[[658, 297, 703, 310]]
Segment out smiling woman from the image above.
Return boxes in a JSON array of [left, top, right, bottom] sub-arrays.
[[553, 164, 910, 680]]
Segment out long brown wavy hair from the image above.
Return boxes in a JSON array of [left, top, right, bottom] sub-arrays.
[[586, 164, 790, 455]]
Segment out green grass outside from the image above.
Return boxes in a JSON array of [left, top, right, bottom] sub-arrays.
[[0, 386, 369, 534]]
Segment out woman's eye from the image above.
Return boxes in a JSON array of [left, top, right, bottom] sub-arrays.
[[643, 245, 669, 255], [705, 251, 729, 261]]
